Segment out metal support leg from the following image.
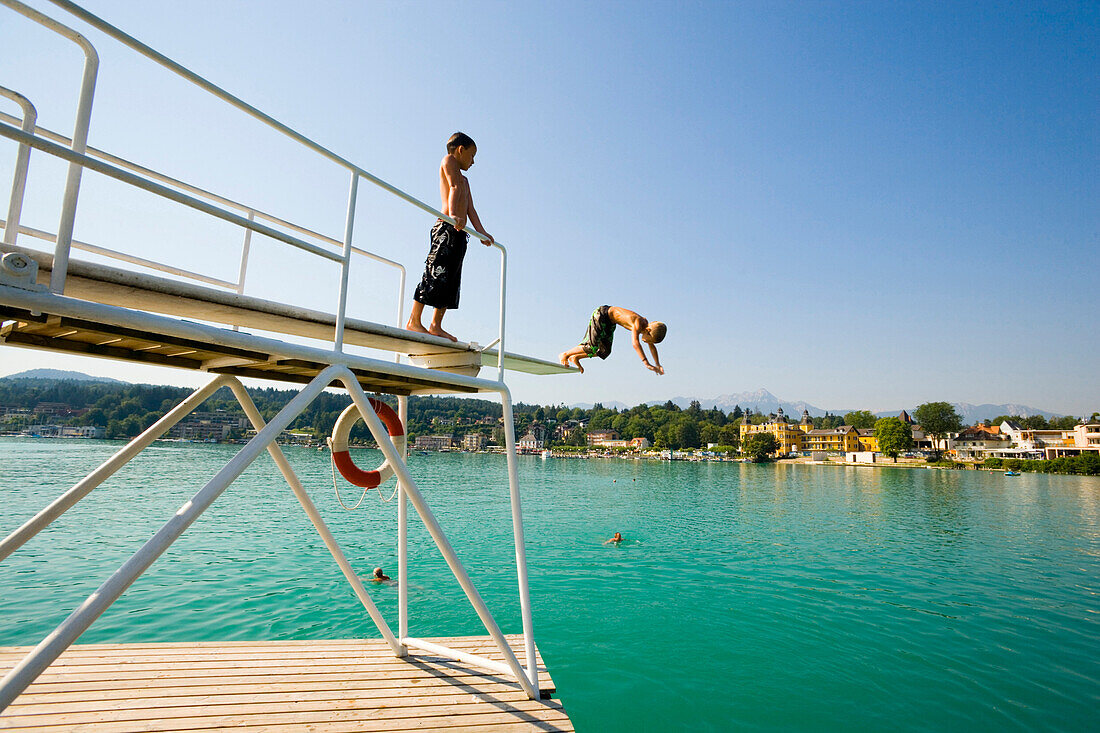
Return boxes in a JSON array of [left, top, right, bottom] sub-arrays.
[[0, 374, 232, 562], [0, 367, 338, 712], [501, 388, 538, 688], [397, 395, 409, 646], [335, 368, 538, 699], [225, 377, 402, 656]]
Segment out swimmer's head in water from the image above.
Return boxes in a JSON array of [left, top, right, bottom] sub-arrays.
[[373, 567, 385, 579], [613, 532, 622, 541]]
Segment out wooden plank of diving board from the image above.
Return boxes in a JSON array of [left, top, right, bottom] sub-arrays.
[[0, 305, 48, 324], [0, 329, 206, 370], [16, 316, 271, 362]]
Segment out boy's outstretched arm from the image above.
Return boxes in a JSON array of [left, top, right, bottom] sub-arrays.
[[647, 343, 664, 375], [466, 195, 494, 246], [630, 326, 662, 374]]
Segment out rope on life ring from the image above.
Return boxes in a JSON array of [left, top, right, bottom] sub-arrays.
[[327, 399, 406, 509]]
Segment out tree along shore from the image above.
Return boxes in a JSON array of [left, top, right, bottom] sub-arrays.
[[1, 378, 1095, 476]]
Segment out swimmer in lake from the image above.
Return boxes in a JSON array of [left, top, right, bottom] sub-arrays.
[[370, 567, 391, 582], [604, 532, 624, 545]]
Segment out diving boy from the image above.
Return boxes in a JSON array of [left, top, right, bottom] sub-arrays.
[[559, 306, 666, 374], [405, 132, 494, 342]]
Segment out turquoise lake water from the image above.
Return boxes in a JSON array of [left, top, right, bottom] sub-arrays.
[[2, 437, 1098, 731]]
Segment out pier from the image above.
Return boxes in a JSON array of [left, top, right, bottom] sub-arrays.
[[0, 637, 568, 732]]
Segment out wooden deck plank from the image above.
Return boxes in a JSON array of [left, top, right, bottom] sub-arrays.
[[14, 679, 537, 706], [0, 635, 553, 689], [0, 701, 572, 731], [0, 668, 556, 697], [0, 637, 567, 732]]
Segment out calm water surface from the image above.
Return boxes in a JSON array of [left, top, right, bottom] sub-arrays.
[[2, 438, 1098, 731]]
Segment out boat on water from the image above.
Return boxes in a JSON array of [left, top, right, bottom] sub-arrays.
[[1004, 470, 1021, 476]]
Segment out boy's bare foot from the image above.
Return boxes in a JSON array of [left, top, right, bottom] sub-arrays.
[[427, 325, 457, 342], [573, 359, 584, 374], [405, 319, 428, 334], [559, 352, 569, 367]]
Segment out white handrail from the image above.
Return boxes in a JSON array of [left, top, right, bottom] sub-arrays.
[[0, 219, 237, 289], [0, 87, 35, 247], [1, 0, 98, 294], [0, 123, 344, 262], [0, 110, 407, 327]]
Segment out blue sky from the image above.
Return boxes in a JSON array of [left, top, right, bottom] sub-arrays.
[[1, 1, 1097, 416]]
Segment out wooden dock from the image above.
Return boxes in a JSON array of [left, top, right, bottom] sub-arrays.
[[0, 635, 572, 732]]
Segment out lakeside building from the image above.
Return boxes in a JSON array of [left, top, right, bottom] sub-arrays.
[[20, 424, 105, 438], [944, 421, 1100, 460], [413, 435, 456, 451], [1037, 422, 1100, 459], [517, 431, 545, 451], [586, 430, 620, 447], [856, 429, 879, 452], [739, 408, 809, 455], [166, 411, 249, 441], [801, 426, 861, 453], [951, 424, 1010, 460], [33, 402, 84, 417], [462, 432, 487, 451]]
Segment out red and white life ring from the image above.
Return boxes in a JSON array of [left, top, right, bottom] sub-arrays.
[[328, 399, 405, 488]]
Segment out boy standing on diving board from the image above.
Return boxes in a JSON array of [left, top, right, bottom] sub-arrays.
[[559, 306, 666, 374], [405, 132, 494, 342]]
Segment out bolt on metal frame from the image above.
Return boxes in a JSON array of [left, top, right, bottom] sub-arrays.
[[0, 0, 540, 712]]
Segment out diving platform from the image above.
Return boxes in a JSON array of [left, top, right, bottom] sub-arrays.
[[0, 636, 571, 732], [1, 0, 572, 725], [0, 242, 568, 395]]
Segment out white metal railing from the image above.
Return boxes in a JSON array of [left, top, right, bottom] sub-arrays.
[[1, 0, 97, 294], [0, 88, 35, 247], [1, 0, 508, 379], [0, 110, 407, 330]]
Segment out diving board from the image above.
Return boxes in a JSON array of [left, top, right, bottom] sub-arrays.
[[0, 243, 571, 378]]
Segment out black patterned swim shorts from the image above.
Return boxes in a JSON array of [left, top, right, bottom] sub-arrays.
[[413, 220, 469, 310]]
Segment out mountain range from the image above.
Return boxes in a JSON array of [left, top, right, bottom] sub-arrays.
[[1, 369, 127, 384], [574, 388, 1066, 423]]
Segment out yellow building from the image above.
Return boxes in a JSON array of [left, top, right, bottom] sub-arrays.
[[856, 429, 879, 452], [740, 407, 809, 455], [801, 425, 861, 453]]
